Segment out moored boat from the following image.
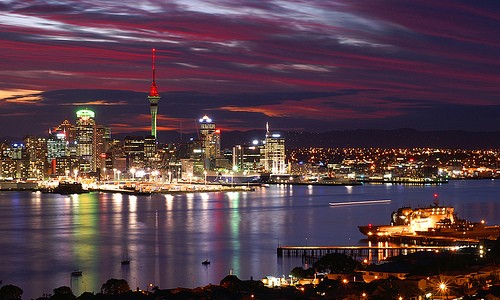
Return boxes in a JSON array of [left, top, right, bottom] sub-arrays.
[[52, 181, 87, 195]]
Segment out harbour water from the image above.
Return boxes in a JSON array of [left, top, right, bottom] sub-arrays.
[[1, 179, 499, 299]]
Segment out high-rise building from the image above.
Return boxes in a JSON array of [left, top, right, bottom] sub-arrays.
[[24, 136, 47, 178], [75, 109, 96, 174], [95, 125, 111, 173], [144, 135, 157, 166], [47, 129, 68, 163], [147, 48, 160, 138], [124, 136, 145, 170], [56, 119, 75, 144], [262, 122, 287, 174], [198, 115, 220, 170], [233, 142, 262, 172]]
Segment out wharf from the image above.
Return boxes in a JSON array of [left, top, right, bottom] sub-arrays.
[[357, 178, 448, 185], [379, 233, 480, 246], [277, 244, 476, 263]]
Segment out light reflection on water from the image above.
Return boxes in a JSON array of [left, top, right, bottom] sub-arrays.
[[0, 180, 499, 299]]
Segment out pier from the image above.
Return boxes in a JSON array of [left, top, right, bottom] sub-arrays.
[[277, 244, 478, 264]]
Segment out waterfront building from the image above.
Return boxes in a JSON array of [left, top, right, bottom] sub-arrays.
[[0, 142, 30, 178], [147, 49, 160, 139], [232, 142, 263, 172], [0, 159, 16, 179], [262, 123, 287, 174], [24, 136, 47, 179]]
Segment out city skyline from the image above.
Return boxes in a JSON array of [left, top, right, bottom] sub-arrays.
[[1, 1, 500, 139]]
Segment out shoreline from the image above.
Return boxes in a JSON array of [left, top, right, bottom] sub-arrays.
[[1, 177, 497, 193]]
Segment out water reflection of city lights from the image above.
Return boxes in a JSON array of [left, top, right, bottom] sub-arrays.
[[112, 194, 123, 208], [186, 193, 194, 210], [227, 192, 240, 202], [200, 193, 209, 210], [129, 196, 137, 213], [164, 194, 174, 211]]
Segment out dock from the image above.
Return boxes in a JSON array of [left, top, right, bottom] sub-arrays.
[[277, 244, 478, 264]]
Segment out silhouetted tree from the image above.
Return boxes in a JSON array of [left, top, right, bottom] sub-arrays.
[[76, 291, 95, 300], [290, 266, 315, 279], [0, 284, 23, 300], [313, 253, 361, 274], [100, 279, 130, 295], [50, 286, 75, 300]]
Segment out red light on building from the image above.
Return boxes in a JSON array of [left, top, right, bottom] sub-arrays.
[[100, 153, 107, 158], [215, 129, 221, 134]]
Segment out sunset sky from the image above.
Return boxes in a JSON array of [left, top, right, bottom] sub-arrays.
[[1, 0, 500, 140]]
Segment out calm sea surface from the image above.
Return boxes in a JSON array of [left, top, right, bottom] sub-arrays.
[[1, 180, 500, 299]]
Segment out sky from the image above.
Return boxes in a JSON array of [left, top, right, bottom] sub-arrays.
[[1, 0, 500, 140]]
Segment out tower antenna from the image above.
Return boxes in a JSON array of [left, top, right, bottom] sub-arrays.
[[149, 48, 159, 97]]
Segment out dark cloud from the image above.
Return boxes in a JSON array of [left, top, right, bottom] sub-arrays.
[[0, 0, 499, 139]]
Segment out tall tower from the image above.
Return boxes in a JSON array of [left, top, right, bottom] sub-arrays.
[[148, 48, 161, 138]]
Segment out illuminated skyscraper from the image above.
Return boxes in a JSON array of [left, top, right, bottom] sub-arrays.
[[148, 48, 161, 138], [75, 109, 96, 173], [262, 122, 287, 174], [198, 115, 220, 170]]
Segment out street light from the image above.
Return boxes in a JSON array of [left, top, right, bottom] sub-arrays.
[[204, 170, 207, 186], [439, 282, 448, 299], [151, 170, 159, 182]]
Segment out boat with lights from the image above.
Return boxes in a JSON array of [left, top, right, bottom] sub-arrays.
[[53, 181, 87, 195], [358, 196, 500, 241]]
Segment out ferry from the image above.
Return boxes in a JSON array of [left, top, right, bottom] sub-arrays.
[[53, 181, 87, 195], [358, 196, 500, 241]]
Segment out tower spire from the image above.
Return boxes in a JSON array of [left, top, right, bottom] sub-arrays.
[[149, 48, 159, 97], [147, 48, 161, 138]]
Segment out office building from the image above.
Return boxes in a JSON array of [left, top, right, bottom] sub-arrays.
[[262, 123, 287, 174], [198, 115, 220, 171]]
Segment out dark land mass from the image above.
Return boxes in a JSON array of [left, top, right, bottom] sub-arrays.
[[154, 128, 500, 149]]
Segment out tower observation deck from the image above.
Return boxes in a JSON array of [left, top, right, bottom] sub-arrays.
[[148, 48, 160, 138]]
